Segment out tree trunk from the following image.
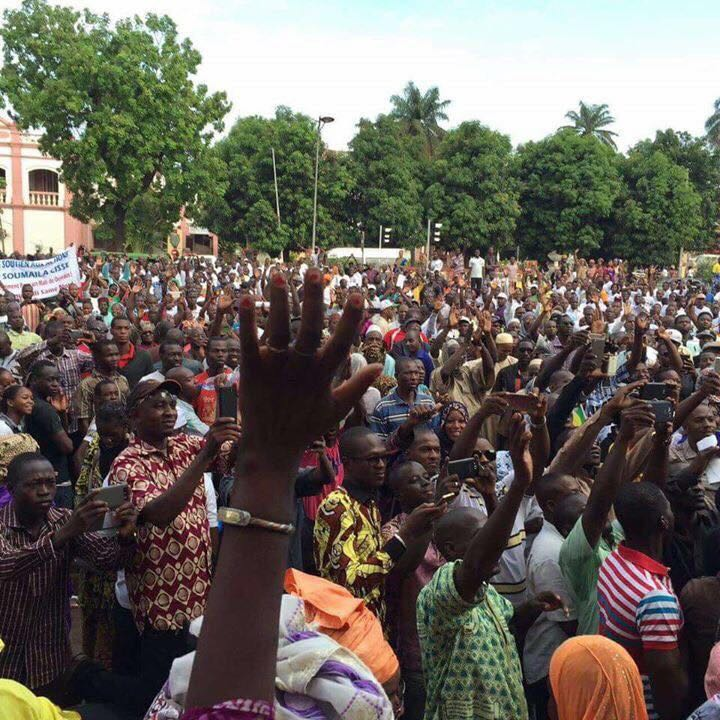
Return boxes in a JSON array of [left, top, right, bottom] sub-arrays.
[[113, 207, 127, 252]]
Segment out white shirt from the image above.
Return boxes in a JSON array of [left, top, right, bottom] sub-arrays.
[[430, 259, 443, 272], [139, 370, 165, 383], [523, 520, 577, 684], [469, 256, 485, 279]]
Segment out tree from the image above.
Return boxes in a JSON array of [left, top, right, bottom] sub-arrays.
[[203, 107, 354, 256], [347, 115, 425, 248], [706, 98, 720, 149], [515, 130, 621, 257], [610, 149, 704, 265], [562, 102, 618, 149], [390, 81, 450, 156], [424, 122, 519, 252], [630, 130, 720, 242], [0, 0, 229, 250]]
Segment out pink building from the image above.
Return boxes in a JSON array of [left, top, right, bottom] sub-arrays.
[[0, 116, 218, 257]]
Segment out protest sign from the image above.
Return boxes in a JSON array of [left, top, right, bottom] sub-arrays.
[[0, 246, 81, 299]]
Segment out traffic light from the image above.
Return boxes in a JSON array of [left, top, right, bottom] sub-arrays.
[[432, 222, 442, 243]]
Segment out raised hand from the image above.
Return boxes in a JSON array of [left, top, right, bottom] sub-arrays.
[[408, 403, 442, 427], [398, 502, 447, 540], [50, 391, 69, 414], [507, 413, 532, 486], [235, 270, 381, 479]]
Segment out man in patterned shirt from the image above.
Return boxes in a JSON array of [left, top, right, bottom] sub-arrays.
[[314, 427, 442, 623], [597, 481, 687, 720], [417, 415, 564, 720], [105, 379, 241, 713], [0, 451, 137, 702]]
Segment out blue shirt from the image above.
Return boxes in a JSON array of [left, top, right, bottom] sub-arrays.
[[369, 388, 435, 442]]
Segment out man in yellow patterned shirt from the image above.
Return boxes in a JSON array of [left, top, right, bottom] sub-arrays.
[[314, 427, 442, 622]]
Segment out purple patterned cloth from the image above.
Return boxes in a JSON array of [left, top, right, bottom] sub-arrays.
[[182, 699, 274, 720]]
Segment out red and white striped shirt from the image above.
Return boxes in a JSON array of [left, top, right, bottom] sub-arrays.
[[597, 543, 682, 719]]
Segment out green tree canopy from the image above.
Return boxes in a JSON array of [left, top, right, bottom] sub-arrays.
[[515, 130, 621, 258], [707, 98, 720, 149], [204, 107, 354, 256], [424, 121, 519, 252], [610, 149, 704, 265], [630, 130, 720, 241], [390, 82, 450, 157], [0, 0, 229, 250], [562, 102, 618, 150], [347, 115, 425, 248]]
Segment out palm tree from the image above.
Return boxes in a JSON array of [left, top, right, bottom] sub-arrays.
[[390, 81, 450, 154], [561, 101, 618, 149], [706, 98, 720, 149]]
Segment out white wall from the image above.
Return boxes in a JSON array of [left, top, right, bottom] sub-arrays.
[[23, 209, 65, 254]]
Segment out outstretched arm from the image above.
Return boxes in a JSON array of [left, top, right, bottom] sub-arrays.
[[455, 414, 533, 602], [581, 402, 654, 548], [185, 273, 381, 709]]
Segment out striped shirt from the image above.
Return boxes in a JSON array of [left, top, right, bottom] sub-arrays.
[[368, 389, 435, 442], [0, 503, 132, 688], [597, 543, 683, 719]]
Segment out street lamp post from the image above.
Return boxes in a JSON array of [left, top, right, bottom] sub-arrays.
[[311, 115, 334, 258]]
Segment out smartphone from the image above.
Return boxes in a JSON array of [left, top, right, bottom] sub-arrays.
[[697, 435, 719, 452], [88, 483, 128, 533], [590, 334, 606, 369], [447, 457, 480, 481], [217, 384, 238, 421], [651, 400, 674, 424], [641, 383, 672, 401], [606, 354, 618, 377]]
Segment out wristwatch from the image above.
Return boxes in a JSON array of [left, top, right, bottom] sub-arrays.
[[218, 507, 295, 535]]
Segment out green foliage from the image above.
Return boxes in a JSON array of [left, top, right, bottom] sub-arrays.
[[515, 130, 621, 258], [424, 122, 519, 252], [347, 116, 426, 248], [694, 257, 717, 283], [707, 98, 720, 149], [631, 130, 720, 241], [204, 107, 354, 256], [562, 102, 618, 150], [0, 0, 229, 249], [390, 82, 450, 157], [610, 149, 703, 265]]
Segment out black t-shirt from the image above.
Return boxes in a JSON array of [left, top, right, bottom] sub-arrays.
[[26, 395, 70, 484], [119, 347, 155, 388]]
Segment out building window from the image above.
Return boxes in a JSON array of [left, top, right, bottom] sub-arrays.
[[0, 168, 6, 204], [28, 169, 60, 205]]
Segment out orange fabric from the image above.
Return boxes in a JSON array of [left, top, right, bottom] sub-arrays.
[[549, 636, 648, 720], [284, 569, 399, 683]]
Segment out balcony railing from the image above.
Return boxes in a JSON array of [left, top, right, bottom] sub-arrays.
[[29, 191, 59, 206]]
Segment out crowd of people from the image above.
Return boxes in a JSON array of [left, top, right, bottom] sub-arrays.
[[2, 245, 720, 719]]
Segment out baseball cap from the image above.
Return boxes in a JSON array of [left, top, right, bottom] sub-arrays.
[[665, 329, 683, 345], [127, 379, 182, 413], [459, 316, 472, 324]]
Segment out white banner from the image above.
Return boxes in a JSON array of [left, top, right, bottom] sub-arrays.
[[0, 246, 81, 299]]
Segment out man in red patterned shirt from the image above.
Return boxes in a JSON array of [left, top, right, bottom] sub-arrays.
[[106, 378, 241, 712]]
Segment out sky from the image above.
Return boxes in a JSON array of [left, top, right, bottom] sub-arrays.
[[2, 0, 719, 152]]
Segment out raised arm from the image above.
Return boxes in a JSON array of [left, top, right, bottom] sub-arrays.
[[455, 414, 533, 601], [448, 394, 508, 461], [185, 274, 381, 709], [581, 401, 654, 548]]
